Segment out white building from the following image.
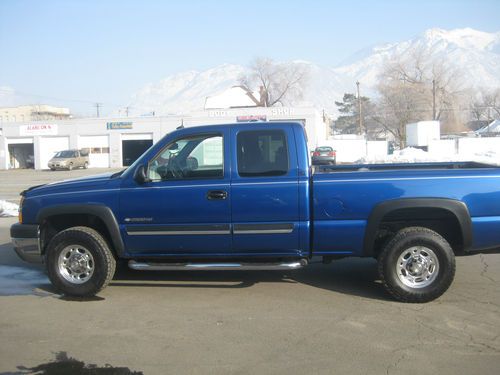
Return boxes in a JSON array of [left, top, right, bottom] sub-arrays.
[[204, 86, 261, 109], [406, 121, 441, 147], [476, 119, 500, 135], [0, 107, 327, 170], [0, 105, 71, 123]]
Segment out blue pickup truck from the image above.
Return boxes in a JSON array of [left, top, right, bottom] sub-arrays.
[[10, 122, 500, 302]]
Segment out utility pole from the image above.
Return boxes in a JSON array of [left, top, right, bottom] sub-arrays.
[[125, 106, 129, 117], [487, 106, 492, 133], [356, 81, 363, 135], [432, 79, 436, 120], [94, 103, 102, 118]]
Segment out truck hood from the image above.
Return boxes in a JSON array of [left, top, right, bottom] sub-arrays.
[[24, 172, 117, 197]]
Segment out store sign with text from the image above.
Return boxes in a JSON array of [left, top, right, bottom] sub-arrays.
[[236, 115, 267, 122], [106, 122, 133, 130], [19, 124, 58, 136]]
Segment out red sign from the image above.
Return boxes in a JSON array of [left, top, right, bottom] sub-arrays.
[[20, 124, 58, 136], [236, 115, 267, 122]]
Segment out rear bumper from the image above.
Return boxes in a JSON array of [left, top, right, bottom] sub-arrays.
[[10, 223, 42, 263], [312, 156, 336, 165]]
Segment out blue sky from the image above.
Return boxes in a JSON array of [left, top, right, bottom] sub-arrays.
[[0, 0, 499, 116]]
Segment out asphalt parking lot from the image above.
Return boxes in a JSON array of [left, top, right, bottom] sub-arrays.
[[0, 168, 499, 374]]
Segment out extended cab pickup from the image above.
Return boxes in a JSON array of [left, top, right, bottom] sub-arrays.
[[10, 122, 500, 302]]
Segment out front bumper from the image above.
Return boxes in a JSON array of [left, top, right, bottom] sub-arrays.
[[10, 223, 42, 263], [48, 163, 67, 169]]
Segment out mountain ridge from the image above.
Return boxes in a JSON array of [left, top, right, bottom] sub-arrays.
[[127, 27, 500, 116]]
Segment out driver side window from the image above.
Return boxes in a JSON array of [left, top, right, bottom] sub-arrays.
[[148, 134, 223, 181]]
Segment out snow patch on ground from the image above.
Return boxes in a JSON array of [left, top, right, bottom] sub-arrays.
[[357, 147, 500, 165], [0, 265, 50, 296], [0, 200, 19, 217]]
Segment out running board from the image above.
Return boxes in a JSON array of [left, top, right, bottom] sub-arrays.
[[128, 259, 308, 271]]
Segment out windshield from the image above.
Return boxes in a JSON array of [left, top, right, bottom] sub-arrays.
[[53, 151, 76, 158]]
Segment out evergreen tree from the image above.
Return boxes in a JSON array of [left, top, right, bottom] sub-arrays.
[[334, 93, 372, 135]]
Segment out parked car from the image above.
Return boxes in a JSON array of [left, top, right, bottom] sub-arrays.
[[312, 146, 336, 165], [48, 149, 89, 170], [11, 122, 500, 302]]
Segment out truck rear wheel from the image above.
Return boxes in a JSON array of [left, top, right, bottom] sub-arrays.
[[46, 226, 116, 297], [378, 226, 455, 303]]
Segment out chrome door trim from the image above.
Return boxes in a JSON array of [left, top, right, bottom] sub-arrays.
[[126, 224, 230, 236], [233, 223, 294, 235]]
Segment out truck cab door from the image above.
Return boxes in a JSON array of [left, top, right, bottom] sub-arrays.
[[119, 130, 231, 256], [230, 125, 302, 257]]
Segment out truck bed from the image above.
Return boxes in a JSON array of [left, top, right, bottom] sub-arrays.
[[314, 161, 497, 173], [311, 162, 500, 256]]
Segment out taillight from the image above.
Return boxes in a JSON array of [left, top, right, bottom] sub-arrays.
[[18, 196, 24, 224], [313, 152, 320, 157], [328, 151, 336, 157]]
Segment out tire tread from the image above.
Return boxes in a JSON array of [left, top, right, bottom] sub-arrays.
[[378, 226, 455, 303], [46, 226, 116, 296]]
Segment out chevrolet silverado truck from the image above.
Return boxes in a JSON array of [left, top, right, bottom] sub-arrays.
[[10, 122, 500, 302]]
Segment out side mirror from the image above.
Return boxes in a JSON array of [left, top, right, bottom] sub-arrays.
[[133, 165, 151, 184]]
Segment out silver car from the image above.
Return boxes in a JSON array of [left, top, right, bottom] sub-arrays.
[[311, 146, 336, 165], [48, 149, 89, 170]]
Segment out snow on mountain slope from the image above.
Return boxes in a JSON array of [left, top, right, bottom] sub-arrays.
[[333, 27, 500, 91], [128, 28, 500, 116], [129, 64, 246, 115]]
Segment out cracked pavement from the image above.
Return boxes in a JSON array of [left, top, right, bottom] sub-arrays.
[[0, 169, 499, 374]]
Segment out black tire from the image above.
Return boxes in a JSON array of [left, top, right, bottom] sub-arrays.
[[378, 226, 455, 303], [45, 226, 116, 297], [83, 161, 89, 169]]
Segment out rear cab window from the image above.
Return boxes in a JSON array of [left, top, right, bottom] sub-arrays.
[[237, 130, 289, 177], [316, 146, 333, 152]]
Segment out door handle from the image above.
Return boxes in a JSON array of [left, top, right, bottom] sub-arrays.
[[207, 190, 228, 200]]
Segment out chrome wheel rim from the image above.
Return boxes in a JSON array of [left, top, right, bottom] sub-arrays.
[[58, 245, 94, 284], [396, 246, 439, 288]]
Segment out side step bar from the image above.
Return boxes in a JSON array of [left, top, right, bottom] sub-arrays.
[[128, 259, 308, 271]]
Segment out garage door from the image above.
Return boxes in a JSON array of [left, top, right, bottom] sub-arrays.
[[79, 135, 110, 168], [121, 133, 153, 167], [6, 138, 34, 169], [39, 137, 70, 170]]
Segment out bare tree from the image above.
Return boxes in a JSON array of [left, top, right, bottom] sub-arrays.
[[374, 47, 466, 146], [482, 88, 500, 119], [240, 58, 309, 107], [466, 88, 500, 130]]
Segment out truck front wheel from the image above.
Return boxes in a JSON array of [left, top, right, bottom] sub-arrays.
[[378, 227, 455, 303], [46, 226, 116, 297]]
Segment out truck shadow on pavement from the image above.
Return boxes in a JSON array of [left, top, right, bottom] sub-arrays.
[[0, 241, 390, 301], [0, 351, 143, 375], [110, 257, 391, 301]]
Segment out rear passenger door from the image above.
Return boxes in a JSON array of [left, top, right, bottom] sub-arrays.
[[230, 125, 301, 256]]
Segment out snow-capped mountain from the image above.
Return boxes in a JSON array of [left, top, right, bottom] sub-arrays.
[[334, 28, 500, 90], [127, 28, 500, 116], [129, 64, 247, 115]]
